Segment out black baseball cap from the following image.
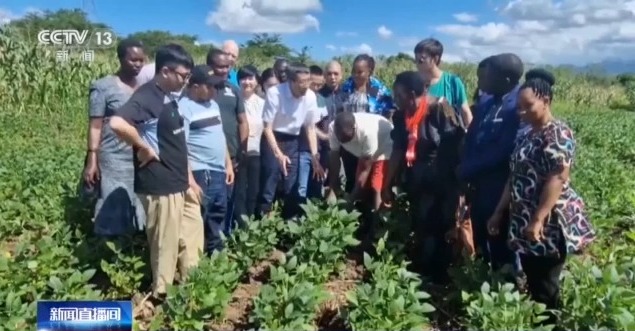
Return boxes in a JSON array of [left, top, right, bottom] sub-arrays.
[[188, 64, 223, 86]]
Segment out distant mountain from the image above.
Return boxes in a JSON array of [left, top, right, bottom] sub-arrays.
[[564, 60, 635, 76]]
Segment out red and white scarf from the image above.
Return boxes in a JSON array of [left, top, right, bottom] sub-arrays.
[[405, 97, 430, 167]]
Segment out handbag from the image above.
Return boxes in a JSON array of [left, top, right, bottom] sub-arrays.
[[445, 199, 476, 259]]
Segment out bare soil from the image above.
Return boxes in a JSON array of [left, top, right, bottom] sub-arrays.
[[132, 250, 367, 331], [209, 283, 262, 331], [315, 256, 365, 331]]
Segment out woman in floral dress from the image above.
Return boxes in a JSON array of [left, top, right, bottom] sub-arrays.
[[487, 69, 596, 326]]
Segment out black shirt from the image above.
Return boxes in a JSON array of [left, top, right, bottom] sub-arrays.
[[117, 83, 189, 195], [214, 82, 245, 159], [392, 104, 465, 193]]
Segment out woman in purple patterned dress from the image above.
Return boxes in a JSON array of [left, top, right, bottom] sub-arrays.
[[487, 69, 596, 327]]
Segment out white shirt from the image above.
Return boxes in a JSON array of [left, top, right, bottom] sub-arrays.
[[262, 83, 320, 135], [244, 93, 265, 155], [137, 63, 155, 85], [329, 112, 393, 161]]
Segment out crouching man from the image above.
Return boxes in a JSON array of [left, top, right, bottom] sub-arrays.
[[326, 112, 394, 241]]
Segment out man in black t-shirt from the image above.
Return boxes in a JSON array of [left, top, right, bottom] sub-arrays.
[[206, 49, 248, 232], [109, 44, 202, 300]]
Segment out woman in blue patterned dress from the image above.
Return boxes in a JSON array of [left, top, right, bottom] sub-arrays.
[[82, 39, 147, 237], [487, 70, 596, 326]]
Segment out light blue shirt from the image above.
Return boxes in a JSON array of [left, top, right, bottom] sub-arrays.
[[179, 96, 227, 172], [228, 68, 239, 88]]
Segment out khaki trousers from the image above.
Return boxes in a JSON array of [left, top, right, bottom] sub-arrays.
[[138, 189, 204, 296]]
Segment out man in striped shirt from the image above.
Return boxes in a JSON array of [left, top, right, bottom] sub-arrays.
[[179, 65, 235, 254]]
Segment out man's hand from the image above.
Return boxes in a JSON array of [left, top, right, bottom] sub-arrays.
[[311, 155, 326, 181], [137, 144, 159, 167], [190, 181, 203, 204], [226, 167, 235, 185], [83, 153, 100, 188], [275, 152, 291, 177]]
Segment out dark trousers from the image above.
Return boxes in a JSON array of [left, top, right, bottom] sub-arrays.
[[520, 245, 566, 327], [341, 148, 358, 193], [409, 189, 459, 282], [259, 132, 301, 220], [232, 155, 260, 226], [470, 182, 519, 273], [192, 169, 227, 254]]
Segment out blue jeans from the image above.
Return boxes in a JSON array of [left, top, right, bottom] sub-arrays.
[[192, 169, 227, 254], [259, 132, 301, 220], [298, 151, 324, 200]]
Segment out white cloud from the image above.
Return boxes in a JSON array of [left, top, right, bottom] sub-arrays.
[[340, 43, 373, 54], [453, 12, 478, 23], [397, 36, 420, 49], [0, 9, 17, 25], [24, 7, 43, 16], [206, 0, 321, 34], [195, 39, 220, 47], [442, 53, 467, 63], [0, 7, 43, 26], [335, 31, 357, 37], [325, 44, 336, 50], [377, 25, 393, 39], [434, 0, 635, 64]]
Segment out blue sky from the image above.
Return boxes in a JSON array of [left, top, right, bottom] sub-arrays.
[[2, 0, 635, 65]]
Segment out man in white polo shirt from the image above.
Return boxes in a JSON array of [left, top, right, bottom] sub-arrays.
[[260, 62, 325, 219], [326, 111, 393, 211]]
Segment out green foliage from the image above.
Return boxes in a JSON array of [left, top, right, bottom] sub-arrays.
[[7, 9, 110, 43], [250, 256, 329, 331], [2, 10, 635, 331], [461, 282, 553, 331], [99, 239, 148, 299], [127, 30, 206, 57], [345, 237, 435, 331], [560, 253, 635, 331], [163, 251, 242, 330], [286, 202, 360, 282], [225, 213, 285, 271]]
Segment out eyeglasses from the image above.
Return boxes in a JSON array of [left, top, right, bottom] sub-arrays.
[[172, 69, 191, 81], [414, 55, 431, 64]]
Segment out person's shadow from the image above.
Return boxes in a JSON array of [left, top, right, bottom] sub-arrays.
[[63, 180, 150, 294]]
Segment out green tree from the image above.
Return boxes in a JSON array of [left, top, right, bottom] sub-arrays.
[[291, 46, 312, 64], [386, 52, 414, 65], [7, 9, 109, 43], [127, 30, 204, 56], [241, 33, 292, 59]]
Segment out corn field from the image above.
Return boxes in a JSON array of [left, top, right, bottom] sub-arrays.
[[2, 32, 635, 331], [0, 32, 628, 117]]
